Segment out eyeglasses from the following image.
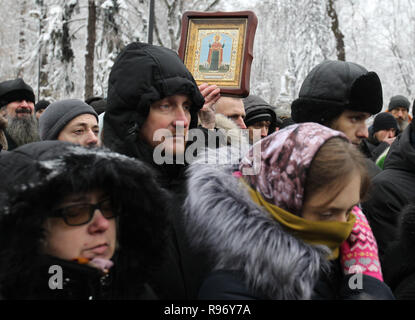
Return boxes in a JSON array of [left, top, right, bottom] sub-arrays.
[[52, 198, 117, 226]]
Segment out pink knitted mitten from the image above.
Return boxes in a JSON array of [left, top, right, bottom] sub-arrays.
[[340, 206, 383, 281]]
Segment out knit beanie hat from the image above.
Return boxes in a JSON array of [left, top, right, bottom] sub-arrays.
[[373, 112, 399, 133], [243, 95, 280, 133], [291, 60, 383, 124], [34, 100, 50, 112], [0, 78, 35, 107], [388, 95, 410, 112], [39, 99, 98, 140]]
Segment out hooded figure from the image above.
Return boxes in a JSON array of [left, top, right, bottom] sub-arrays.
[[102, 42, 210, 299], [0, 141, 168, 299], [184, 123, 393, 300], [103, 42, 204, 165]]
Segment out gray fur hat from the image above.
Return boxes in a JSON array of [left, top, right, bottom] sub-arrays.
[[39, 99, 98, 140]]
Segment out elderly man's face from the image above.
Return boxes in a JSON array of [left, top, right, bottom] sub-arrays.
[[390, 107, 409, 122], [5, 99, 35, 118]]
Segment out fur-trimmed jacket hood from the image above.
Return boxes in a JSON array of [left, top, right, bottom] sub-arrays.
[[0, 141, 168, 299], [183, 162, 329, 300], [213, 113, 250, 148]]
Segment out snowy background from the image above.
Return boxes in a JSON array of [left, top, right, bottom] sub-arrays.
[[1, 0, 414, 119]]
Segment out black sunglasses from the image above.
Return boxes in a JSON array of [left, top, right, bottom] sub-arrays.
[[52, 198, 117, 226]]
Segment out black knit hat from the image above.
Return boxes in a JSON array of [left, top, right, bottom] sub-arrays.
[[373, 112, 399, 133], [39, 99, 98, 140], [388, 95, 410, 112], [291, 60, 383, 124], [243, 95, 280, 133], [0, 78, 35, 106], [34, 100, 50, 112]]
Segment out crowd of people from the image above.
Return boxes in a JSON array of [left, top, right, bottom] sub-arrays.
[[0, 40, 414, 300]]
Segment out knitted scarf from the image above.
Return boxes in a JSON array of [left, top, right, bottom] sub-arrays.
[[245, 181, 355, 260]]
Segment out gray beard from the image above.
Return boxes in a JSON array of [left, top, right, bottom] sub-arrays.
[[397, 117, 410, 132], [6, 113, 40, 146]]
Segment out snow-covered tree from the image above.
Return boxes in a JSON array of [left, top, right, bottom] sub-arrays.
[[153, 0, 221, 51], [1, 0, 414, 111]]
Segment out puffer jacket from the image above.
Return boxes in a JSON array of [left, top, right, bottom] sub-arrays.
[[102, 42, 210, 299]]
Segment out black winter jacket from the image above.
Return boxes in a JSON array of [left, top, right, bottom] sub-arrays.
[[199, 262, 394, 300], [361, 122, 415, 261], [360, 137, 390, 163], [0, 141, 167, 299], [103, 42, 211, 299], [383, 204, 415, 299]]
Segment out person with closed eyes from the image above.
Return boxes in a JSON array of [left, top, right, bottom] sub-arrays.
[[0, 140, 168, 300]]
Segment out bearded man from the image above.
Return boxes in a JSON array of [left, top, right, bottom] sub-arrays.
[[0, 78, 39, 150], [386, 95, 412, 132]]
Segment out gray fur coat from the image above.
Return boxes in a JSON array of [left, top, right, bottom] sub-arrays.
[[183, 162, 330, 300]]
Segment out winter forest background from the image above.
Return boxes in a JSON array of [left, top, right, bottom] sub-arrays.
[[1, 0, 414, 118]]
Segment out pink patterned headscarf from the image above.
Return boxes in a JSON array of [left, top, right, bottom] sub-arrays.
[[240, 122, 348, 215]]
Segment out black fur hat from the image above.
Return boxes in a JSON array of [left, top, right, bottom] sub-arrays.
[[291, 60, 383, 124], [0, 78, 35, 107]]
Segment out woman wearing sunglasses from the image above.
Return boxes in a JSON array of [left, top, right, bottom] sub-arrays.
[[0, 140, 168, 299]]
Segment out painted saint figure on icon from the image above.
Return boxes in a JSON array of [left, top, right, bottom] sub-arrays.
[[199, 32, 232, 74], [207, 34, 225, 70]]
